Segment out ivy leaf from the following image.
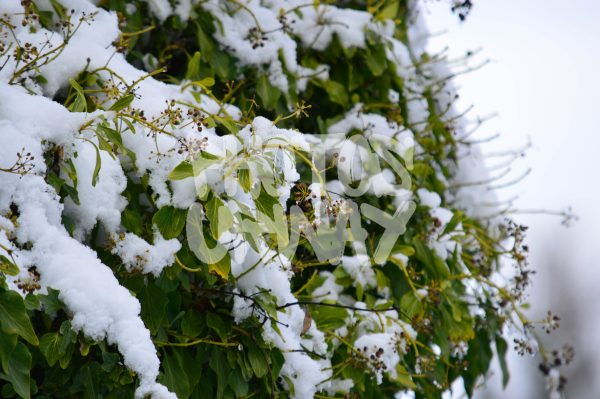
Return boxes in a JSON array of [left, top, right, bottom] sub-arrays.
[[206, 313, 228, 341], [88, 140, 102, 187], [247, 346, 268, 378], [209, 348, 228, 399], [97, 124, 123, 147], [181, 311, 204, 338], [395, 364, 416, 389], [153, 206, 188, 239], [161, 348, 202, 399], [38, 287, 62, 316], [0, 332, 17, 374], [213, 115, 239, 134], [256, 74, 281, 109], [377, 0, 399, 20], [68, 78, 87, 113], [205, 196, 233, 240], [442, 211, 464, 236], [79, 363, 100, 399], [310, 305, 348, 330], [212, 49, 234, 80], [238, 167, 252, 193], [168, 161, 194, 180], [39, 333, 63, 367], [255, 188, 280, 220], [322, 80, 348, 107], [0, 291, 39, 345], [130, 279, 168, 334], [109, 94, 135, 111], [185, 51, 202, 80], [208, 251, 231, 280], [496, 335, 510, 388], [228, 368, 249, 397], [0, 254, 19, 276], [188, 77, 215, 90], [49, 0, 66, 19], [270, 349, 285, 377], [366, 43, 388, 76], [3, 342, 31, 399], [169, 155, 220, 181]]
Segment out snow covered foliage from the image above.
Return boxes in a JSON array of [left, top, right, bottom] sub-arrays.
[[0, 1, 567, 398]]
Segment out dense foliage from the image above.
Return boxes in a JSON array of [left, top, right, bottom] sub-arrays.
[[0, 1, 570, 398]]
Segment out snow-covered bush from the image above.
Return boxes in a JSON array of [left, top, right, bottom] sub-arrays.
[[0, 1, 568, 398]]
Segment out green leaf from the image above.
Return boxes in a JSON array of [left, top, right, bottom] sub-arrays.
[[161, 348, 202, 399], [88, 140, 102, 187], [209, 348, 227, 399], [0, 332, 17, 374], [153, 206, 188, 239], [206, 312, 228, 341], [213, 50, 233, 79], [0, 255, 19, 276], [270, 349, 285, 378], [169, 155, 220, 181], [0, 291, 38, 345], [238, 167, 252, 193], [135, 281, 168, 334], [254, 188, 280, 220], [68, 78, 87, 113], [3, 342, 31, 399], [49, 0, 66, 19], [496, 335, 510, 388], [228, 368, 248, 397], [377, 0, 400, 20], [97, 124, 123, 147], [208, 252, 231, 280], [195, 22, 214, 60], [442, 211, 463, 236], [189, 77, 215, 90], [395, 364, 416, 389], [181, 311, 204, 338], [310, 305, 348, 330], [185, 51, 202, 81], [256, 74, 281, 109], [38, 288, 62, 315], [168, 161, 195, 180], [366, 43, 388, 76], [247, 346, 268, 378], [205, 196, 234, 240], [39, 333, 63, 367], [213, 115, 239, 134], [399, 291, 422, 318], [109, 94, 135, 111], [322, 80, 348, 107], [392, 244, 415, 257], [80, 363, 100, 399]]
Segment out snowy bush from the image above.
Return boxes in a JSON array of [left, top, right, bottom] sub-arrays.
[[0, 1, 569, 398]]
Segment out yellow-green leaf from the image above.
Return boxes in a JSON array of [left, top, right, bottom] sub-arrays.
[[0, 255, 19, 276]]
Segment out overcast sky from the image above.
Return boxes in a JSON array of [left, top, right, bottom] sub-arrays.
[[424, 1, 600, 397]]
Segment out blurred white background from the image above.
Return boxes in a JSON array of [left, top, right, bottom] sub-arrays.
[[424, 1, 600, 398]]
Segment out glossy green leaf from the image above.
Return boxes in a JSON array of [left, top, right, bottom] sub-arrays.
[[322, 80, 348, 107], [4, 342, 31, 399], [0, 291, 38, 345], [39, 333, 63, 367], [256, 74, 281, 109], [68, 78, 87, 113], [153, 206, 188, 239], [109, 94, 135, 111], [247, 346, 268, 378]]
